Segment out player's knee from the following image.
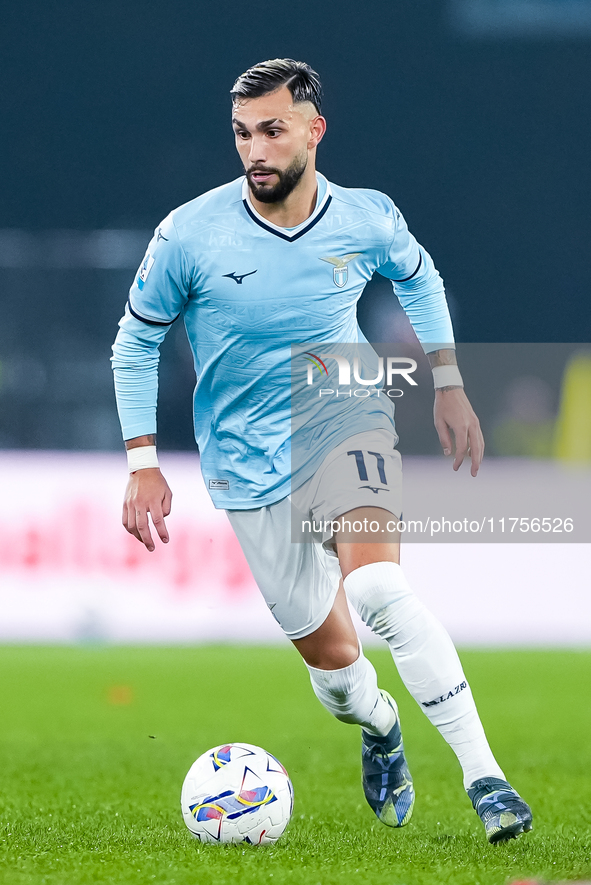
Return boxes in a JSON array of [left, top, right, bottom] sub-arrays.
[[343, 561, 422, 641], [301, 639, 358, 671], [365, 598, 427, 648]]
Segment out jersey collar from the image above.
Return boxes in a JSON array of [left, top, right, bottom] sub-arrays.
[[241, 173, 332, 242]]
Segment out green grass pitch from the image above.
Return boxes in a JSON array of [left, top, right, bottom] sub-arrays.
[[1, 646, 590, 885]]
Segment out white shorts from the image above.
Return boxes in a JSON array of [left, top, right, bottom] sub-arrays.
[[226, 429, 402, 641]]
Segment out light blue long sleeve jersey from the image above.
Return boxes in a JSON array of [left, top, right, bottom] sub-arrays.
[[112, 173, 455, 509]]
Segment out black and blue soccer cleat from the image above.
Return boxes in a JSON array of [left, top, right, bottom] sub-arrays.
[[467, 777, 533, 843], [361, 691, 414, 827]]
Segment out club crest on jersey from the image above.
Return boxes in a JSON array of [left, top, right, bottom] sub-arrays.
[[137, 253, 155, 290], [319, 253, 361, 288]]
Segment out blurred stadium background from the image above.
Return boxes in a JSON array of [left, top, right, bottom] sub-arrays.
[[1, 0, 590, 645]]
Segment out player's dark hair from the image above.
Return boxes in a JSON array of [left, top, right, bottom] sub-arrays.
[[230, 59, 322, 114]]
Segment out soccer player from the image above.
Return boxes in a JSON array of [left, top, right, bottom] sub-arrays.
[[112, 59, 532, 843]]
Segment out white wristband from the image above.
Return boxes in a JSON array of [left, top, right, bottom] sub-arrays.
[[432, 364, 464, 389], [127, 445, 159, 473]]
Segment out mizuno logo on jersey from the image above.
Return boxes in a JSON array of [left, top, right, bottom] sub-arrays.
[[319, 253, 362, 288], [156, 228, 169, 242], [359, 485, 388, 494], [223, 270, 258, 284], [209, 479, 230, 490]]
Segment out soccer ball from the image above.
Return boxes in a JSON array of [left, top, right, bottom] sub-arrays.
[[180, 743, 294, 844]]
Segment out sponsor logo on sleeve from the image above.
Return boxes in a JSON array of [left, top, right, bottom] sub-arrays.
[[137, 254, 155, 290]]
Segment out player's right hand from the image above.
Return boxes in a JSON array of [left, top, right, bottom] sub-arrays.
[[122, 468, 172, 552]]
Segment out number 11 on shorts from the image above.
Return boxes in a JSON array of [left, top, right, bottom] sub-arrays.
[[347, 450, 388, 485]]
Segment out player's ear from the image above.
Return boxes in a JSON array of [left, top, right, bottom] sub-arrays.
[[308, 115, 327, 150]]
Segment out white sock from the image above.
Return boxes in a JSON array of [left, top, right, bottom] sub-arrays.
[[344, 562, 505, 788], [305, 647, 397, 736]]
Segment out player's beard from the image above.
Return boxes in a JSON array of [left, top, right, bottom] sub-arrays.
[[246, 151, 308, 203]]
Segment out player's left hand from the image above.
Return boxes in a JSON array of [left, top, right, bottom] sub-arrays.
[[433, 388, 484, 476]]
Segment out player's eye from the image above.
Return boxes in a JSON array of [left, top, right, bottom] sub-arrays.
[[235, 130, 250, 139], [267, 130, 281, 138]]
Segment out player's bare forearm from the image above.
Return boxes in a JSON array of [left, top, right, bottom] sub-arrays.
[[429, 353, 484, 476], [125, 434, 156, 449], [122, 434, 173, 552]]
